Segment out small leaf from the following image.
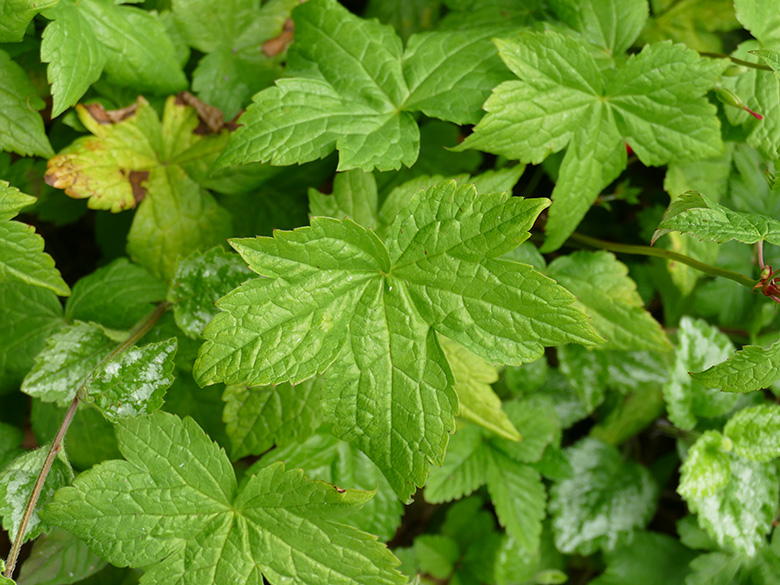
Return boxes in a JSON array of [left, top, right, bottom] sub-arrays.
[[308, 170, 379, 230], [724, 404, 780, 462], [653, 190, 780, 246], [752, 49, 780, 75], [678, 430, 732, 499], [16, 527, 107, 585], [415, 535, 459, 579], [691, 338, 780, 393], [550, 437, 657, 555], [87, 339, 177, 422], [0, 446, 73, 543]]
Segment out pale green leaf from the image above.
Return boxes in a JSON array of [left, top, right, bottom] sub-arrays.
[[664, 146, 734, 203], [639, 0, 740, 53], [0, 0, 58, 42], [415, 535, 459, 579], [685, 457, 779, 556], [723, 404, 780, 462], [309, 170, 379, 230], [87, 339, 177, 422], [223, 378, 322, 459], [589, 531, 695, 585], [439, 336, 519, 441], [492, 400, 558, 464], [547, 251, 671, 351], [168, 247, 253, 339], [734, 0, 780, 44], [662, 317, 737, 430], [65, 258, 166, 330], [0, 50, 53, 158], [0, 283, 64, 394], [0, 182, 70, 296], [16, 527, 106, 585], [550, 438, 658, 555], [22, 322, 114, 406], [549, 0, 649, 55], [0, 446, 73, 542], [254, 427, 403, 541], [556, 345, 608, 412], [678, 430, 732, 499], [487, 451, 546, 555], [692, 338, 780, 393], [43, 412, 404, 585], [41, 1, 105, 118], [425, 423, 489, 504], [126, 166, 232, 282], [402, 28, 513, 124], [653, 190, 780, 246]]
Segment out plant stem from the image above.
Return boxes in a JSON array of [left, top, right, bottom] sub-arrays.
[[567, 232, 757, 289], [3, 302, 169, 579], [700, 51, 773, 71]]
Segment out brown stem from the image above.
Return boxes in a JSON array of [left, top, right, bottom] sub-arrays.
[[4, 302, 169, 579]]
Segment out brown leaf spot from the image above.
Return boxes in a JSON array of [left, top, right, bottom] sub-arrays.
[[177, 91, 226, 135], [263, 18, 295, 57], [129, 170, 149, 205], [84, 99, 141, 125]]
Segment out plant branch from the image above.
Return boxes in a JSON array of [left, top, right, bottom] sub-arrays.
[[3, 302, 169, 579], [700, 51, 773, 71], [567, 232, 756, 289]]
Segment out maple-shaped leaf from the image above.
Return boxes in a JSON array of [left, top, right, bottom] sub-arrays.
[[653, 190, 780, 246], [45, 97, 231, 280], [0, 181, 70, 297], [172, 0, 298, 120], [691, 338, 780, 393], [216, 0, 512, 172], [194, 181, 602, 499], [43, 412, 403, 585], [0, 49, 54, 158], [457, 31, 726, 251], [425, 401, 559, 555], [40, 0, 187, 117]]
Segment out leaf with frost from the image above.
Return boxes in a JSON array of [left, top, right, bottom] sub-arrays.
[[724, 404, 780, 462], [691, 338, 780, 393], [194, 181, 601, 498], [87, 339, 177, 423], [43, 412, 404, 585], [0, 446, 73, 543], [0, 181, 70, 296], [22, 322, 114, 406], [678, 430, 732, 499]]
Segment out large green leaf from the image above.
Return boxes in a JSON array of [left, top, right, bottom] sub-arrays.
[[550, 0, 649, 55], [195, 181, 600, 499], [734, 0, 780, 45], [43, 412, 404, 585], [0, 50, 53, 158], [458, 31, 725, 250], [0, 182, 70, 296], [549, 438, 658, 555], [0, 0, 58, 42]]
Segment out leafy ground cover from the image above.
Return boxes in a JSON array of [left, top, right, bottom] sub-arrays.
[[2, 0, 780, 584]]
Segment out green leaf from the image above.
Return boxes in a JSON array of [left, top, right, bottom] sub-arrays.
[[753, 49, 780, 75], [684, 456, 779, 556], [0, 50, 53, 158], [22, 322, 114, 406], [653, 190, 780, 246], [0, 446, 73, 542], [223, 378, 322, 459], [43, 412, 405, 585], [549, 0, 649, 55], [734, 0, 780, 44], [0, 182, 70, 296], [639, 0, 740, 53], [589, 531, 696, 585], [255, 427, 404, 542], [16, 527, 106, 585], [0, 283, 64, 394], [723, 404, 780, 462], [439, 336, 519, 441], [308, 169, 380, 230], [65, 258, 166, 330], [41, 1, 106, 118], [168, 247, 253, 339], [548, 251, 671, 351], [87, 338, 177, 422], [691, 338, 780, 393], [662, 317, 737, 430], [549, 437, 658, 555], [458, 32, 724, 249], [364, 0, 441, 41], [425, 423, 490, 504], [415, 535, 459, 579], [0, 0, 58, 42], [678, 430, 732, 499]]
